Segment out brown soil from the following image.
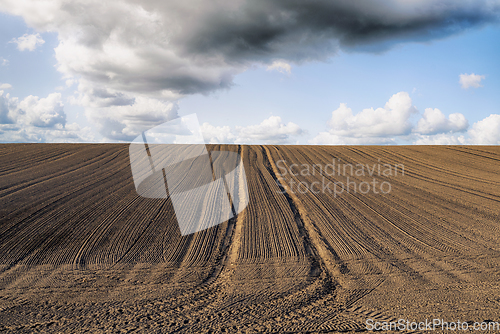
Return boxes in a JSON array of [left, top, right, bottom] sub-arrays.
[[1, 144, 499, 333]]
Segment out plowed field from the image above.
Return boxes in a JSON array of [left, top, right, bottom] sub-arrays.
[[1, 144, 499, 333]]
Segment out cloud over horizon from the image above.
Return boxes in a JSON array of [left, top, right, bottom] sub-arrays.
[[415, 108, 469, 135], [310, 92, 418, 144], [201, 116, 303, 145], [310, 91, 500, 146], [0, 90, 92, 142]]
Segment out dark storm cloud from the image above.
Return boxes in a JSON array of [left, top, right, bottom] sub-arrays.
[[3, 0, 499, 97], [177, 0, 500, 62]]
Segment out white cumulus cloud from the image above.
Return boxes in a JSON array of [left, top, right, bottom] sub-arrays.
[[412, 114, 500, 145], [200, 123, 236, 144], [324, 92, 417, 139], [459, 73, 486, 89], [1, 91, 65, 128], [0, 83, 12, 90], [414, 108, 468, 135], [201, 116, 303, 144], [468, 114, 500, 145], [412, 134, 466, 145], [10, 33, 45, 51], [18, 93, 66, 128], [84, 96, 178, 141], [0, 90, 92, 142], [310, 91, 488, 145], [235, 116, 302, 144], [309, 132, 396, 145]]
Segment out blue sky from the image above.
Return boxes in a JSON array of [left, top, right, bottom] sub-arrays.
[[1, 1, 500, 144], [184, 25, 500, 141]]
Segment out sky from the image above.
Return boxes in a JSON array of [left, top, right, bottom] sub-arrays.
[[0, 0, 499, 145]]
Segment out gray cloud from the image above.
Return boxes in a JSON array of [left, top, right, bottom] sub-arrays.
[[176, 0, 500, 61], [3, 0, 499, 98]]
